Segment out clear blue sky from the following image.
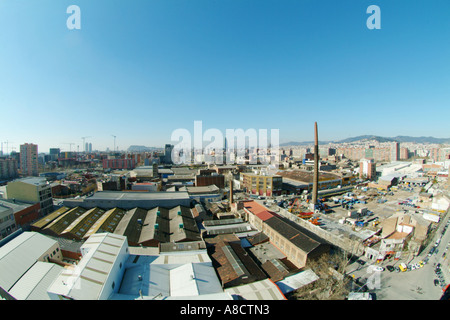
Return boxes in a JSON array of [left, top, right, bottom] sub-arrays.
[[1, 0, 449, 153]]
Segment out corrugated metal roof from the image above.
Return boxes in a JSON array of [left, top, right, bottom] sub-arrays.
[[0, 232, 58, 291], [275, 269, 319, 294], [225, 279, 286, 300], [8, 261, 64, 300], [47, 233, 126, 300]]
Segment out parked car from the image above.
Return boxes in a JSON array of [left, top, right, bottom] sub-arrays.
[[373, 266, 384, 272], [356, 259, 366, 265], [395, 266, 400, 273], [386, 265, 395, 272], [434, 279, 440, 286]]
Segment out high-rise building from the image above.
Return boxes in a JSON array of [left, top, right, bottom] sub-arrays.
[[400, 147, 409, 160], [20, 143, 38, 176], [0, 159, 18, 180], [390, 142, 400, 162], [49, 148, 60, 161], [359, 158, 376, 180], [165, 144, 174, 164]]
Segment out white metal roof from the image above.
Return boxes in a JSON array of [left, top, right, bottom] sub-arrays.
[[275, 269, 319, 294], [8, 261, 64, 300], [118, 250, 223, 299], [0, 232, 58, 291], [225, 278, 286, 300], [47, 233, 126, 300]]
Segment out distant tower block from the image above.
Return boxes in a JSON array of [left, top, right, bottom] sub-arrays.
[[312, 122, 319, 207]]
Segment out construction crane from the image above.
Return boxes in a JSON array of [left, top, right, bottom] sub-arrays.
[[2, 140, 13, 156], [111, 135, 116, 152], [81, 136, 92, 152], [62, 143, 75, 152]]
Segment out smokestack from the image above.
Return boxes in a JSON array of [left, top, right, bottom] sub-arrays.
[[312, 122, 319, 207], [229, 176, 233, 202]]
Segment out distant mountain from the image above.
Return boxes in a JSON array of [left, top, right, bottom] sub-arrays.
[[127, 145, 160, 152], [279, 140, 333, 146], [337, 135, 395, 143], [280, 135, 450, 146], [391, 136, 450, 144]]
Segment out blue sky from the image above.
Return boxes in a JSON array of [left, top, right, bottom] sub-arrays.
[[0, 0, 449, 153]]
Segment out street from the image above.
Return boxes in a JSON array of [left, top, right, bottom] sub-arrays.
[[347, 211, 449, 300]]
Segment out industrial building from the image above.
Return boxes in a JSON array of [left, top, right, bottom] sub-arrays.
[[31, 203, 201, 248], [0, 198, 40, 232], [0, 205, 17, 239], [277, 169, 342, 193], [62, 190, 191, 210], [179, 185, 223, 203], [6, 177, 53, 216], [242, 200, 331, 269], [241, 172, 283, 197], [0, 231, 64, 300]]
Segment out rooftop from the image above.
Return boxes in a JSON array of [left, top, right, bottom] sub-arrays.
[[47, 233, 127, 300], [277, 169, 341, 183], [86, 191, 190, 201], [0, 232, 58, 291], [8, 177, 49, 187]]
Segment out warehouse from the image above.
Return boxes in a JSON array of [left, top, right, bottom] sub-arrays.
[[63, 191, 191, 210]]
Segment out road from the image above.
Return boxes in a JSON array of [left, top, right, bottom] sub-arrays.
[[347, 210, 449, 300]]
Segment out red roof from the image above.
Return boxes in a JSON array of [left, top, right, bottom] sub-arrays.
[[243, 201, 277, 220], [257, 210, 274, 221]]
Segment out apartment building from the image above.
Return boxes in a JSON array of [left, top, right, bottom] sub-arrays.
[[359, 158, 377, 180], [0, 159, 18, 180], [20, 143, 38, 176]]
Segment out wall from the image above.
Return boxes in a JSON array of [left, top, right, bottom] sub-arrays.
[[14, 203, 40, 227], [98, 240, 129, 300], [7, 181, 38, 203]]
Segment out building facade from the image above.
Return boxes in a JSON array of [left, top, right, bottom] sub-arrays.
[[242, 173, 283, 197], [0, 205, 17, 239], [102, 158, 136, 170], [20, 143, 38, 176], [0, 159, 18, 180], [6, 177, 53, 216], [359, 158, 377, 180]]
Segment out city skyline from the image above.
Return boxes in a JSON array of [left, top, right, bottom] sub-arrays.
[[1, 1, 449, 152]]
